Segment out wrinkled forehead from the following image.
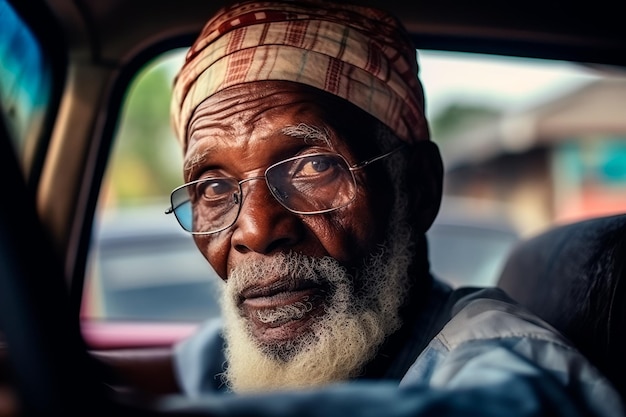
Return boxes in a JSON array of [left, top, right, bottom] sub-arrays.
[[185, 81, 387, 159], [170, 0, 429, 152]]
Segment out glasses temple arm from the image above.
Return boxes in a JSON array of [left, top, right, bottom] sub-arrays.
[[350, 145, 406, 170]]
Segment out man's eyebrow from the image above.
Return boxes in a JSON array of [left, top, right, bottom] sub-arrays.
[[281, 123, 332, 147], [183, 148, 210, 175]]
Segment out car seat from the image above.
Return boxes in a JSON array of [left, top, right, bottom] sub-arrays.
[[497, 213, 626, 400]]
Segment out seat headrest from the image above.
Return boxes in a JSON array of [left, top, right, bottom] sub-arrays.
[[497, 214, 626, 397]]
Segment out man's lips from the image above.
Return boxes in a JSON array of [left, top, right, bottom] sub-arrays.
[[238, 277, 328, 342], [242, 289, 316, 311]]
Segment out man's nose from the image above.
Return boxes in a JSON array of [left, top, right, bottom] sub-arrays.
[[230, 180, 303, 254]]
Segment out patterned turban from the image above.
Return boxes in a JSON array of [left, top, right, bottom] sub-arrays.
[[171, 0, 429, 150]]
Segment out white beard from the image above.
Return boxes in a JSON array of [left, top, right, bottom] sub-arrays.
[[220, 195, 414, 393]]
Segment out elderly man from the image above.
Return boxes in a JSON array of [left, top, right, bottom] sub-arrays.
[[163, 0, 623, 414]]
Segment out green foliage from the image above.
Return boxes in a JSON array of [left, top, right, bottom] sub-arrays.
[[430, 103, 500, 142], [106, 52, 185, 207]]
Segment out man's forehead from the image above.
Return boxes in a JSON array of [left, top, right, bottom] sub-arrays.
[[186, 81, 358, 146]]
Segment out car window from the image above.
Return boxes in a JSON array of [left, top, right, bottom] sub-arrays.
[[82, 49, 223, 324], [0, 0, 53, 173], [81, 47, 626, 327]]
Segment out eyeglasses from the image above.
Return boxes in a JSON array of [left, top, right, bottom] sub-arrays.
[[165, 146, 404, 235]]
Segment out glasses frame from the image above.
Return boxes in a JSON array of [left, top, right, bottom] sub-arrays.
[[165, 145, 405, 235]]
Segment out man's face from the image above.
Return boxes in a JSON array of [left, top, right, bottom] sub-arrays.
[[184, 81, 413, 391]]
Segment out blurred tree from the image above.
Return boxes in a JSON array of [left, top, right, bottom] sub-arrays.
[[430, 103, 500, 141], [105, 50, 185, 207]]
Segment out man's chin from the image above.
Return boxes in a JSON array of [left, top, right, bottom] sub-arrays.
[[222, 308, 383, 392], [254, 319, 323, 362]]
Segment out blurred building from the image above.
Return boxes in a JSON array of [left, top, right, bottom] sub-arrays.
[[438, 77, 626, 237]]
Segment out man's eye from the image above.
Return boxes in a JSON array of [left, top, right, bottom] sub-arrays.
[[296, 156, 336, 177], [197, 179, 234, 201]]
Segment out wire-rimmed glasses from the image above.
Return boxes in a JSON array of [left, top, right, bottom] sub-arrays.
[[165, 146, 404, 235]]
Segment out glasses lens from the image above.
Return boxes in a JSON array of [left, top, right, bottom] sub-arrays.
[[266, 153, 357, 213], [170, 177, 240, 234]]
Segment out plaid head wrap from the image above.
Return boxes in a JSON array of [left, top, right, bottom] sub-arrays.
[[171, 0, 429, 150]]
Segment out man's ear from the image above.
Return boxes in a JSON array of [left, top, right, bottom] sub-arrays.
[[406, 141, 444, 233]]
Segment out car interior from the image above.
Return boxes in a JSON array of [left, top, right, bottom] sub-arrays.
[[499, 212, 626, 399], [1, 0, 625, 415]]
